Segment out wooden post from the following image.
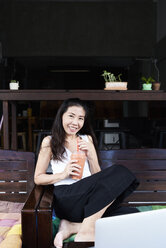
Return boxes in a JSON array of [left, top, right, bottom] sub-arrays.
[[11, 101, 17, 150], [3, 101, 9, 149]]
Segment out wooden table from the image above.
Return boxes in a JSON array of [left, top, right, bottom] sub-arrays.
[[0, 89, 166, 151]]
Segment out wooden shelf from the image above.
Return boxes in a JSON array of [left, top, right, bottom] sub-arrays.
[[0, 89, 166, 101]]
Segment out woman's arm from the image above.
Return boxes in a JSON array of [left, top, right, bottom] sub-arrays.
[[34, 136, 65, 185], [78, 135, 101, 174], [34, 136, 82, 185]]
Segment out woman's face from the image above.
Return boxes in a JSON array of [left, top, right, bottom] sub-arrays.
[[62, 105, 85, 136]]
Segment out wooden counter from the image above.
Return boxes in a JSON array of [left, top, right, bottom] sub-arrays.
[[0, 89, 166, 150], [0, 89, 166, 101]]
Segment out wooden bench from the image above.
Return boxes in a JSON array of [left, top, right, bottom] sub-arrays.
[[22, 148, 166, 248], [0, 149, 35, 203], [100, 149, 166, 207], [2, 148, 165, 247], [0, 149, 37, 247], [1, 148, 166, 247]]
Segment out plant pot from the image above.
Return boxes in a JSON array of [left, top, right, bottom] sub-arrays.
[[152, 82, 161, 90], [9, 82, 19, 90], [142, 83, 152, 90], [104, 82, 128, 90]]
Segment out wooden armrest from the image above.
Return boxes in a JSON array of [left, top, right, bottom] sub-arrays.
[[37, 185, 54, 248], [63, 242, 95, 248], [36, 185, 94, 248], [22, 185, 44, 248]]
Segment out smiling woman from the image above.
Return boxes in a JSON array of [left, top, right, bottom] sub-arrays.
[[34, 98, 139, 248], [62, 106, 85, 136]]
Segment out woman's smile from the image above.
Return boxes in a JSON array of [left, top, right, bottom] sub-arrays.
[[68, 125, 78, 133]]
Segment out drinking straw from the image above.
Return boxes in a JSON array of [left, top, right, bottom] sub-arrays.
[[77, 137, 79, 152]]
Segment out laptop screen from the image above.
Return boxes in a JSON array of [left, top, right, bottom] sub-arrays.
[[95, 209, 166, 248]]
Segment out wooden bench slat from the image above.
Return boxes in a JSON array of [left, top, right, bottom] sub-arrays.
[[135, 171, 166, 180], [99, 149, 166, 160], [0, 161, 27, 170], [137, 181, 166, 191], [0, 193, 27, 202], [0, 171, 27, 181], [123, 160, 166, 170], [0, 149, 35, 160], [101, 160, 166, 170], [0, 182, 27, 191], [125, 192, 166, 202]]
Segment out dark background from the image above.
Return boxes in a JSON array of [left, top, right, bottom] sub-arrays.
[[0, 0, 160, 90], [1, 0, 166, 150]]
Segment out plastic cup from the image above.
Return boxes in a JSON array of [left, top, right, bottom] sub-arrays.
[[71, 151, 86, 179]]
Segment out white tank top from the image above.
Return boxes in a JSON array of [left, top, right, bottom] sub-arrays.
[[51, 135, 91, 186]]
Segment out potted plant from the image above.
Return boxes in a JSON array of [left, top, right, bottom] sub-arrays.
[[101, 70, 128, 90], [152, 81, 161, 90], [141, 76, 155, 90], [9, 80, 19, 90]]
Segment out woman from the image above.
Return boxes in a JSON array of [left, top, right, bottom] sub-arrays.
[[34, 98, 139, 248]]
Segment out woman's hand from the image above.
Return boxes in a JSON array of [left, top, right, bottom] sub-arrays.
[[78, 136, 101, 174], [77, 137, 93, 160], [63, 159, 81, 178]]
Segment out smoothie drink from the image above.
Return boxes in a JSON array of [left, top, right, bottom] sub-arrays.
[[71, 151, 86, 179]]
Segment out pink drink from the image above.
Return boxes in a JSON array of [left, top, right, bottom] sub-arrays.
[[71, 151, 86, 179]]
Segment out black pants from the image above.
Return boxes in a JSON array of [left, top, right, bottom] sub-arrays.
[[53, 165, 139, 222]]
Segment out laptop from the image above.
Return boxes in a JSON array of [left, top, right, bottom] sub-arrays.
[[95, 208, 166, 248]]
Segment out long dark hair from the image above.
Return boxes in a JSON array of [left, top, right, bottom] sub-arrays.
[[50, 98, 98, 161]]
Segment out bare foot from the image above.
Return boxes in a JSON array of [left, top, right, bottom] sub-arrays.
[[54, 231, 63, 248], [54, 219, 81, 248], [74, 227, 95, 242]]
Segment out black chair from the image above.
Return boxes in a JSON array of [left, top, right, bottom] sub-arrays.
[[96, 128, 129, 150]]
